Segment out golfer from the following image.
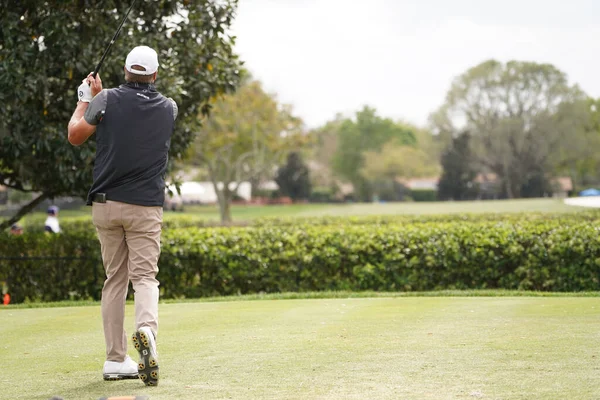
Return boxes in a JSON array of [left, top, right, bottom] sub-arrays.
[[67, 45, 177, 387]]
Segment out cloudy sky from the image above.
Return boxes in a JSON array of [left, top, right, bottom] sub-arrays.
[[231, 0, 599, 129]]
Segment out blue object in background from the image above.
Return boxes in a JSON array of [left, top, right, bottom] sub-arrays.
[[579, 188, 600, 196]]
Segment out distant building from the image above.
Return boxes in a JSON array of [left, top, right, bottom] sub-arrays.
[[551, 177, 573, 198], [165, 181, 251, 207], [474, 173, 500, 199], [338, 183, 355, 197], [257, 180, 279, 192], [397, 177, 439, 191], [394, 174, 572, 199]]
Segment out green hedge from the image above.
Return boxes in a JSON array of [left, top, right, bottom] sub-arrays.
[[410, 189, 438, 202], [0, 230, 104, 303], [2, 217, 600, 303], [253, 210, 600, 227], [29, 210, 600, 232]]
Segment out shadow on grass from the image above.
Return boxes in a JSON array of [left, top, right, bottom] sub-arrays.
[[44, 380, 149, 400]]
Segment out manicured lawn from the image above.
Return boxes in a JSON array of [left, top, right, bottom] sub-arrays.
[[2, 295, 600, 399], [13, 198, 583, 228], [295, 198, 581, 217]]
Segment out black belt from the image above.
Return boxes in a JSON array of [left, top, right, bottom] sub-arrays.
[[92, 193, 107, 203]]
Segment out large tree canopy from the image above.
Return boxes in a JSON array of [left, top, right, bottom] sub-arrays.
[[555, 97, 600, 191], [331, 106, 417, 201], [361, 142, 438, 183], [431, 60, 588, 198], [188, 78, 304, 222], [0, 0, 241, 228]]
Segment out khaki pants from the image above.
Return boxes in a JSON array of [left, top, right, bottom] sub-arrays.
[[92, 200, 163, 362]]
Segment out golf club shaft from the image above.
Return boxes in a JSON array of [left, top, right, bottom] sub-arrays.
[[92, 0, 137, 78]]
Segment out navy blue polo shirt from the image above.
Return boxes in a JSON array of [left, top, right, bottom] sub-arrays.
[[83, 82, 178, 206]]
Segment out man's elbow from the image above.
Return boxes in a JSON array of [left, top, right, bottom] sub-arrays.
[[67, 128, 79, 146], [69, 138, 83, 146], [68, 127, 84, 146]]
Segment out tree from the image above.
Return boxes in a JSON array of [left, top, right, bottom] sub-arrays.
[[361, 143, 437, 182], [555, 97, 600, 191], [189, 79, 304, 222], [0, 0, 242, 230], [361, 142, 439, 201], [275, 152, 311, 201], [437, 132, 478, 201], [592, 98, 600, 131], [430, 60, 587, 198], [306, 114, 343, 189], [332, 106, 417, 201]]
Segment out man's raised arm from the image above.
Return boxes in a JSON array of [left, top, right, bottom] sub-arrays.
[[68, 73, 103, 146]]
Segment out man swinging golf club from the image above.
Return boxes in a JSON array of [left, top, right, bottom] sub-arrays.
[[67, 45, 178, 387]]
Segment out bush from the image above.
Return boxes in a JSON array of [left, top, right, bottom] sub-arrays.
[[0, 230, 104, 303], [410, 189, 438, 202], [2, 214, 600, 303], [309, 187, 334, 203], [253, 210, 600, 227]]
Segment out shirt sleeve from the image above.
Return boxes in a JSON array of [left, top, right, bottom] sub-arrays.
[[169, 98, 178, 121], [84, 90, 108, 126]]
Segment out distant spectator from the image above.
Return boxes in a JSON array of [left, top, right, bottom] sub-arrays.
[[44, 206, 61, 233], [9, 223, 23, 235]]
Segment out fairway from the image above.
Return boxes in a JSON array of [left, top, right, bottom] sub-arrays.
[[293, 198, 580, 217], [13, 198, 584, 227], [2, 297, 600, 399]]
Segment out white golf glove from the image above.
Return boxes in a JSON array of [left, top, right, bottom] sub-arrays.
[[77, 80, 92, 103]]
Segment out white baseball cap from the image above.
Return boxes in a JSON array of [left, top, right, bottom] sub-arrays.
[[125, 46, 159, 75]]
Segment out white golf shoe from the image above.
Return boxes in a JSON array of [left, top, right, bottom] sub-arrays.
[[132, 327, 159, 386], [103, 355, 139, 381]]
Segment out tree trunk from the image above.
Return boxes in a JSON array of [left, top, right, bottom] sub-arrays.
[[249, 176, 261, 196], [502, 164, 515, 199], [504, 173, 512, 198], [207, 166, 233, 224], [0, 192, 49, 231], [218, 188, 232, 223]]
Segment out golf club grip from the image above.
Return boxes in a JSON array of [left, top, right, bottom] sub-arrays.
[[93, 57, 106, 78], [92, 56, 106, 79]]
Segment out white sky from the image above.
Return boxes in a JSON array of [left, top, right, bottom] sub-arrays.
[[231, 0, 599, 129]]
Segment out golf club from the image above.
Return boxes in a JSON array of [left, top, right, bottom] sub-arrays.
[[92, 0, 137, 78]]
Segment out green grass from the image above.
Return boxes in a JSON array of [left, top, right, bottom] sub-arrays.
[[296, 198, 581, 217], [2, 296, 600, 399], [14, 198, 583, 227], [6, 290, 600, 310]]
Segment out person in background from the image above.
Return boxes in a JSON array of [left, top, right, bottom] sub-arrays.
[[9, 223, 23, 235], [44, 206, 61, 233]]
